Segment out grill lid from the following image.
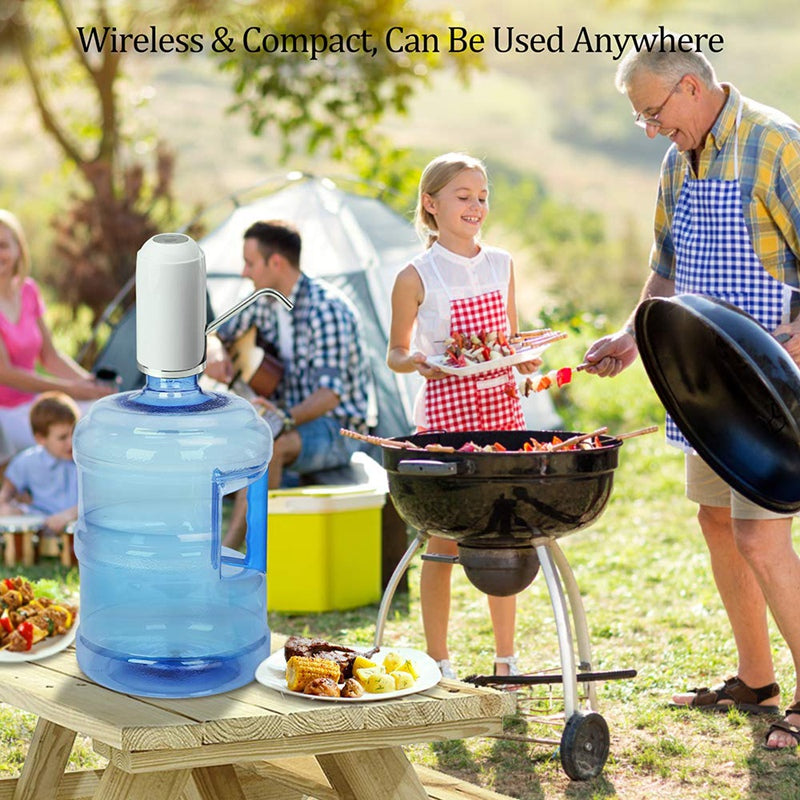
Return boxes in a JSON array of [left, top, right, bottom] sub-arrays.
[[635, 293, 800, 514]]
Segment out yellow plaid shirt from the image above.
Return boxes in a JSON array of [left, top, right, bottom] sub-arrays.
[[650, 83, 800, 293]]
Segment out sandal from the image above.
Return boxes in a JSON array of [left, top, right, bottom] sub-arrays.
[[670, 675, 781, 715], [493, 655, 520, 677], [764, 702, 800, 750]]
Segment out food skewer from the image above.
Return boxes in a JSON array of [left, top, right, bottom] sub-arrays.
[[550, 427, 608, 451], [508, 328, 554, 344], [340, 425, 658, 455], [339, 428, 455, 453], [521, 362, 590, 395], [612, 425, 659, 441]]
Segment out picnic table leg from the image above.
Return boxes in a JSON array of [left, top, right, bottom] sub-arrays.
[[185, 765, 247, 800], [317, 747, 428, 800], [20, 533, 35, 567], [92, 764, 192, 800], [3, 533, 15, 568], [13, 718, 76, 800]]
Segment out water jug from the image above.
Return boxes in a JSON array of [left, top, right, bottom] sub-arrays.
[[73, 232, 290, 697]]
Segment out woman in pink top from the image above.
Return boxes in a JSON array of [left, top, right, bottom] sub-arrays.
[[0, 210, 110, 462]]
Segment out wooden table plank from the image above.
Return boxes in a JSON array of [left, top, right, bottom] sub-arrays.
[[239, 758, 337, 800], [12, 718, 76, 800], [94, 716, 506, 774], [0, 770, 104, 800], [414, 765, 517, 800], [92, 764, 192, 800], [186, 765, 247, 800], [0, 658, 202, 752], [318, 748, 428, 800], [1, 648, 513, 752]]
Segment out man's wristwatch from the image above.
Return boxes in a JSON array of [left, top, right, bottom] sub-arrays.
[[276, 408, 296, 437]]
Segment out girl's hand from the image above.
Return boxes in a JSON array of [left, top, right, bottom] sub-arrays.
[[411, 352, 447, 380], [515, 357, 542, 375]]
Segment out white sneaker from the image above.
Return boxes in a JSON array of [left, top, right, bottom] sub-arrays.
[[436, 659, 457, 680]]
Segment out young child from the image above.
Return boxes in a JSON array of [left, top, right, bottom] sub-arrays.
[[0, 392, 80, 551], [387, 152, 541, 679]]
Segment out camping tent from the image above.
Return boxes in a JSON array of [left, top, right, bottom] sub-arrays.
[[198, 173, 423, 438]]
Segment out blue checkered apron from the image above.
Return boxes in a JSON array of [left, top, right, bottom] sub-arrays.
[[668, 100, 791, 450]]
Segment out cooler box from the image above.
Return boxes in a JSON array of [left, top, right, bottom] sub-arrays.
[[266, 453, 388, 613]]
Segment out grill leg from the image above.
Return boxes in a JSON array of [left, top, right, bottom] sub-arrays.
[[550, 542, 598, 711], [373, 532, 428, 649], [535, 542, 579, 719]]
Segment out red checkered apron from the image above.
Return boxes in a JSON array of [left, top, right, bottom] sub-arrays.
[[424, 288, 525, 431]]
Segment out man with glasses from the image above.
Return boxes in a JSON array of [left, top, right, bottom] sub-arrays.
[[584, 41, 800, 750]]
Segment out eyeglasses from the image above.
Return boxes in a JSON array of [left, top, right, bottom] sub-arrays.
[[633, 77, 684, 129]]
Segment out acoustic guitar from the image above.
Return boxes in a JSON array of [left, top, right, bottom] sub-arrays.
[[226, 326, 284, 398]]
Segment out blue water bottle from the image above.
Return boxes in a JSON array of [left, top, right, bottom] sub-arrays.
[[74, 233, 286, 697]]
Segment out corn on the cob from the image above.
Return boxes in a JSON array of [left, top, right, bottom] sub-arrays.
[[285, 656, 341, 692]]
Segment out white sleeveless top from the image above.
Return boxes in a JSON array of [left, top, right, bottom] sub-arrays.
[[410, 242, 512, 356]]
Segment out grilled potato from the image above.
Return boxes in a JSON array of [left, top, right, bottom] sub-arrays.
[[390, 670, 415, 690], [363, 673, 397, 693], [381, 651, 403, 673]]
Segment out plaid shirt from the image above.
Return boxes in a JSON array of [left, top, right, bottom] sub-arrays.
[[219, 273, 370, 432], [651, 83, 800, 297]]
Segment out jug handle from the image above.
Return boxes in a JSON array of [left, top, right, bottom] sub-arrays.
[[215, 467, 268, 572], [239, 472, 268, 572]]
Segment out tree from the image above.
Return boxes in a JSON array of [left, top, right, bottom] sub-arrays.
[[0, 0, 480, 322]]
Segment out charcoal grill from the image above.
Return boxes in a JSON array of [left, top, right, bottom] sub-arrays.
[[373, 430, 636, 781]]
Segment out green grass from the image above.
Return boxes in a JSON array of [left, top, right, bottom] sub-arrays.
[[4, 337, 799, 797]]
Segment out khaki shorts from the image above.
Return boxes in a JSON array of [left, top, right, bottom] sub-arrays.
[[685, 453, 792, 520]]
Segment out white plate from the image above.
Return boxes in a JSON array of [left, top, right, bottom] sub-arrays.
[[0, 622, 78, 663], [427, 343, 551, 376], [255, 645, 441, 702]]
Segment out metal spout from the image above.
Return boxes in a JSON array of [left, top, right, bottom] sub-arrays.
[[206, 289, 293, 335]]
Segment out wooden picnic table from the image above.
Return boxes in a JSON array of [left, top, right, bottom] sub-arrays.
[[0, 645, 516, 800]]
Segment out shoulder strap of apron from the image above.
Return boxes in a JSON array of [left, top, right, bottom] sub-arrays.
[[428, 247, 500, 301]]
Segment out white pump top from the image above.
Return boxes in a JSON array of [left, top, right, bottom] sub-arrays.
[[136, 233, 207, 378]]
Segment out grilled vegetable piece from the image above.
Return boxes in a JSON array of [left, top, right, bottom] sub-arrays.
[[285, 655, 341, 692], [382, 651, 403, 673], [354, 665, 385, 685], [363, 673, 397, 693], [397, 659, 419, 679], [390, 670, 416, 690], [303, 677, 341, 697], [340, 678, 365, 698], [352, 655, 378, 672]]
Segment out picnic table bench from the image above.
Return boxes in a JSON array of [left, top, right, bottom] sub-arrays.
[[0, 645, 517, 800]]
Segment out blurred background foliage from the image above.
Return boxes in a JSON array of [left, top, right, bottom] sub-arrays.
[[1, 0, 798, 394]]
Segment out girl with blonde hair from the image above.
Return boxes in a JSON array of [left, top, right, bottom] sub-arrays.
[[387, 153, 540, 679]]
